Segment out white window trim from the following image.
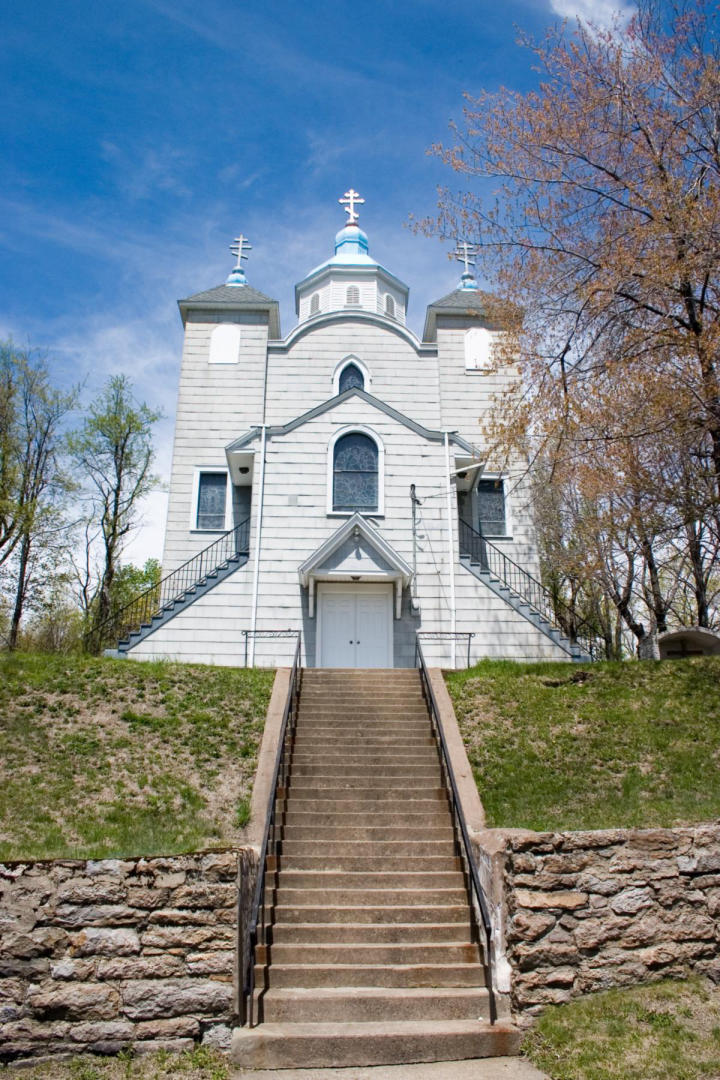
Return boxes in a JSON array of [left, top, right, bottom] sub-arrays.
[[473, 473, 512, 539], [464, 326, 494, 372], [190, 467, 233, 532], [326, 425, 385, 517], [332, 355, 372, 395], [208, 323, 241, 365]]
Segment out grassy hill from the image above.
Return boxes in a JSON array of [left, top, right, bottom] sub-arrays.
[[0, 652, 274, 861], [445, 657, 720, 832]]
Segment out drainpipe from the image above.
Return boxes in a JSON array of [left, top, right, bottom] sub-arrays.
[[410, 484, 422, 612], [444, 432, 457, 668], [249, 424, 267, 667]]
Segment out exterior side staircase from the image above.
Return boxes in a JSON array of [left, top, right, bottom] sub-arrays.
[[458, 520, 596, 661], [231, 668, 519, 1069], [96, 518, 250, 655]]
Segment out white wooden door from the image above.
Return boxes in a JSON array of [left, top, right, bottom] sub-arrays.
[[318, 586, 393, 668]]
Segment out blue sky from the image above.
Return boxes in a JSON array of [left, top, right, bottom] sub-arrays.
[[1, 0, 632, 563]]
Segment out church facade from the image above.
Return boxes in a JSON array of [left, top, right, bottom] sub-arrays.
[[126, 192, 578, 669]]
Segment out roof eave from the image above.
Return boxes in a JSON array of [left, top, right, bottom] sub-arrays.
[[178, 297, 281, 337]]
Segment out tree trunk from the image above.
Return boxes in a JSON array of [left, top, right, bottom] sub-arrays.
[[8, 532, 32, 651]]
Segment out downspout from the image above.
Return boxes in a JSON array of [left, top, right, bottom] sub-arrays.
[[444, 431, 457, 668], [249, 424, 267, 667]]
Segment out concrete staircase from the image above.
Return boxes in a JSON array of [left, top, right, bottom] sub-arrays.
[[231, 668, 519, 1069]]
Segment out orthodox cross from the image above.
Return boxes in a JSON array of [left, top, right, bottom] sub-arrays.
[[339, 189, 365, 224], [229, 233, 252, 267], [454, 240, 478, 276]]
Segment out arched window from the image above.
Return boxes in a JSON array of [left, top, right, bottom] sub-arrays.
[[333, 433, 378, 512], [346, 285, 360, 305], [385, 294, 395, 317], [338, 362, 365, 393], [310, 293, 320, 314]]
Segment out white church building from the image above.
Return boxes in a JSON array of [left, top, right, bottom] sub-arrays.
[[119, 191, 584, 669]]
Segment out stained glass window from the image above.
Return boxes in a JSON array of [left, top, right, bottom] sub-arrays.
[[476, 479, 505, 535], [339, 363, 365, 393], [196, 472, 227, 530], [333, 433, 378, 512]]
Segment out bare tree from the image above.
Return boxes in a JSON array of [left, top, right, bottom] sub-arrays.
[[69, 374, 160, 641]]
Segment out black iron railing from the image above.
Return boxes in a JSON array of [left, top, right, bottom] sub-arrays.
[[457, 519, 600, 659], [239, 633, 302, 1027], [416, 631, 476, 670], [241, 629, 301, 668], [416, 637, 496, 1024], [87, 517, 251, 653]]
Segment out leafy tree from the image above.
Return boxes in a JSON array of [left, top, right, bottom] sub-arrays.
[[69, 375, 161, 642], [429, 0, 720, 649], [0, 342, 77, 649]]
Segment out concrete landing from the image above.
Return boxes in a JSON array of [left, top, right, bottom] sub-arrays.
[[234, 1057, 549, 1079]]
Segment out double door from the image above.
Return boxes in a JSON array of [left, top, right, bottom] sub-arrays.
[[318, 585, 393, 668]]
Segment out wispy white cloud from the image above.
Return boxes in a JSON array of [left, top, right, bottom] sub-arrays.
[[100, 141, 193, 201], [549, 0, 635, 25]]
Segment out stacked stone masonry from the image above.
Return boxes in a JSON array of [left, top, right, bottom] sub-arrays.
[[501, 824, 720, 1014], [0, 849, 254, 1062]]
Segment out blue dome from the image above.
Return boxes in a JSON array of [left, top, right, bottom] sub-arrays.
[[334, 223, 369, 256]]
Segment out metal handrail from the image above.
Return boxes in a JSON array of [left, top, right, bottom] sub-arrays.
[[87, 516, 251, 652], [416, 637, 496, 1024], [416, 631, 476, 670], [457, 519, 600, 659], [239, 633, 302, 1026]]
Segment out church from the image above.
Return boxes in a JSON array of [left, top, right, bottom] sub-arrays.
[[120, 191, 583, 669]]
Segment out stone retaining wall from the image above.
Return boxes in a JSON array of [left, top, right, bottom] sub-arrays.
[[0, 848, 256, 1061], [497, 824, 720, 1014]]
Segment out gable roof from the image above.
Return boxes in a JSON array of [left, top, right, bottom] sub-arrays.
[[225, 387, 478, 455], [178, 284, 281, 337], [423, 287, 501, 342], [298, 513, 412, 588]]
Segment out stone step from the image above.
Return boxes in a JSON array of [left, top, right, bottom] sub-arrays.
[[255, 962, 484, 989], [288, 756, 440, 771], [290, 748, 438, 761], [270, 896, 469, 916], [280, 825, 453, 842], [297, 707, 430, 717], [286, 776, 439, 791], [256, 943, 481, 966], [256, 986, 488, 1024], [231, 1019, 521, 1069], [274, 870, 465, 890], [295, 717, 431, 725], [279, 794, 449, 812], [274, 855, 462, 872], [279, 840, 452, 858], [298, 697, 427, 708], [281, 811, 452, 828], [268, 921, 473, 943], [295, 726, 430, 735], [288, 765, 440, 780], [280, 826, 453, 842], [290, 740, 436, 753], [285, 786, 440, 801]]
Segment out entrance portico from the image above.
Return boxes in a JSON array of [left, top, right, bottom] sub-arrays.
[[298, 513, 413, 668]]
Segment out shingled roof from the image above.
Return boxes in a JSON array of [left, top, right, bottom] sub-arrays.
[[423, 287, 501, 342], [178, 284, 281, 337]]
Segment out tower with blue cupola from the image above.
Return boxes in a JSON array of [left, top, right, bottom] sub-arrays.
[[295, 189, 408, 324]]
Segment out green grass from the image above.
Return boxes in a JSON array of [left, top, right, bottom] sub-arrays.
[[445, 656, 720, 831], [0, 652, 274, 861], [523, 977, 720, 1080], [1, 1045, 231, 1078]]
